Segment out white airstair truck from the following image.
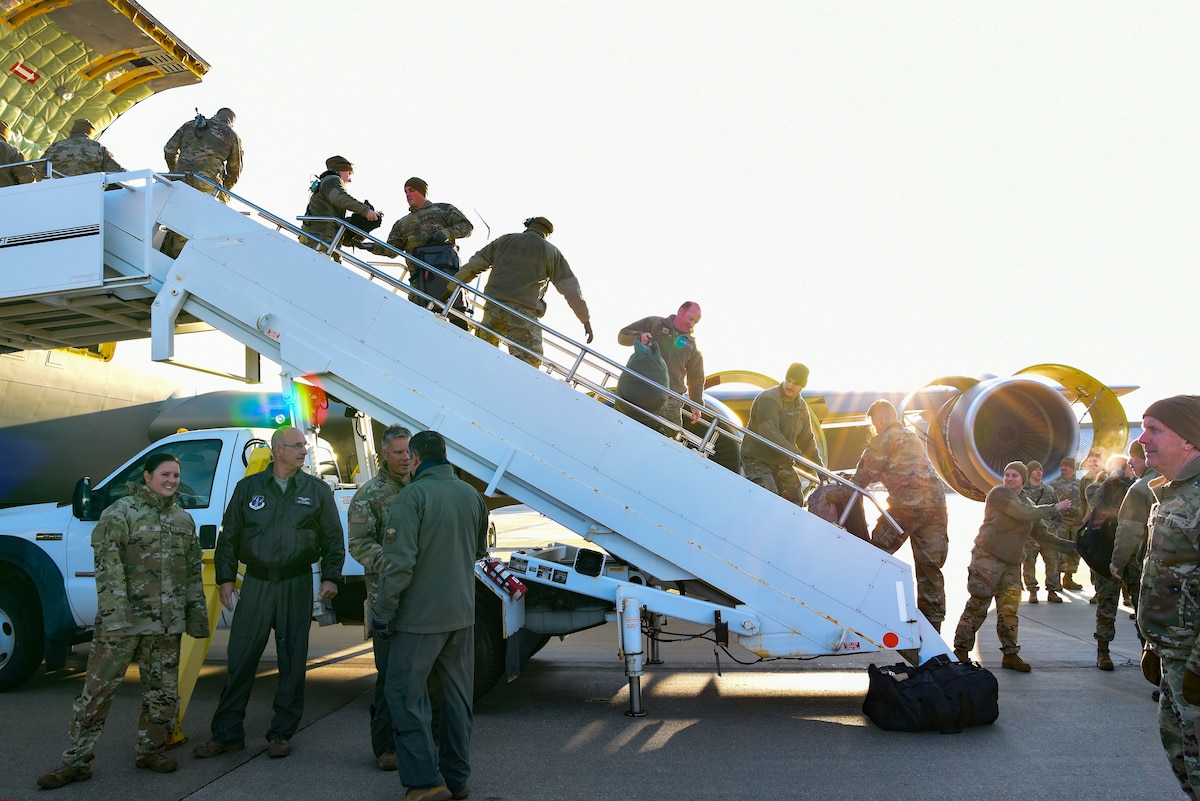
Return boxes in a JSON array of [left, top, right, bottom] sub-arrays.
[[0, 169, 951, 715]]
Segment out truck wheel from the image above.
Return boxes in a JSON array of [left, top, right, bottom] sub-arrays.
[[0, 584, 44, 692], [473, 594, 504, 701]]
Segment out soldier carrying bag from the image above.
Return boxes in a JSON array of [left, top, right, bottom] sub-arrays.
[[862, 654, 999, 733]]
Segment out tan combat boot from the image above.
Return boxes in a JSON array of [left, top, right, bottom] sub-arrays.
[[1097, 641, 1114, 671], [1001, 653, 1032, 672]]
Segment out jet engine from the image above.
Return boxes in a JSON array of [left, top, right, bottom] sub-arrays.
[[905, 365, 1130, 501]]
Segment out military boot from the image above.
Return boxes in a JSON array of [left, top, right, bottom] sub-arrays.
[[1097, 641, 1114, 671], [37, 765, 92, 789], [1001, 653, 1032, 672], [1028, 590, 1039, 604], [1047, 590, 1063, 603], [1062, 573, 1084, 591]]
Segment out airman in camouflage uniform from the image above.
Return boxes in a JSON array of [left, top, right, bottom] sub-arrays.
[[163, 108, 242, 199], [41, 119, 125, 177], [38, 454, 208, 789], [160, 108, 243, 258], [953, 461, 1076, 672], [1048, 457, 1086, 590], [1021, 460, 1063, 603], [300, 155, 379, 262], [373, 177, 474, 329], [848, 400, 949, 630], [346, 425, 412, 772], [1133, 396, 1200, 800], [0, 118, 36, 187], [1086, 456, 1135, 669], [455, 217, 592, 367]]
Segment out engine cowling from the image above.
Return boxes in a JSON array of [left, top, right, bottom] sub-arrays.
[[921, 378, 1079, 501]]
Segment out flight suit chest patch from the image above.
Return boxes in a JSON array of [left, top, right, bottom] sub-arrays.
[[249, 495, 265, 511]]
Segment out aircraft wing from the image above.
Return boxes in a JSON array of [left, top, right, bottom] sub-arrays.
[[1, 0, 207, 158]]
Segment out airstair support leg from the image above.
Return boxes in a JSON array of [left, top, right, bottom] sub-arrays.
[[646, 610, 664, 665], [150, 284, 188, 361], [617, 589, 647, 717]]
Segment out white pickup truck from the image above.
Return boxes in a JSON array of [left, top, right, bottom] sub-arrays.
[[0, 428, 366, 691], [0, 426, 530, 698]]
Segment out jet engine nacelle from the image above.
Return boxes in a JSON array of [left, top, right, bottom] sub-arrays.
[[905, 364, 1130, 501], [919, 378, 1078, 501]]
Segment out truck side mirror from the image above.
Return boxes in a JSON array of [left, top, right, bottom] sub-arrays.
[[72, 477, 97, 521]]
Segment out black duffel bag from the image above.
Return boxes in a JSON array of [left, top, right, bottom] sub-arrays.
[[1075, 515, 1118, 575], [863, 654, 999, 733]]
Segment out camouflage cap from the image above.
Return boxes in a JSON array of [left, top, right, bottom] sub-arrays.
[[71, 118, 95, 136], [326, 155, 354, 172], [524, 216, 553, 235], [404, 176, 428, 195]]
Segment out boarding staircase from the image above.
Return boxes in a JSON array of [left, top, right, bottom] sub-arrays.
[[0, 171, 949, 676]]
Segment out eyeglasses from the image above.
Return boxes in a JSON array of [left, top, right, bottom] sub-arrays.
[[279, 442, 308, 450]]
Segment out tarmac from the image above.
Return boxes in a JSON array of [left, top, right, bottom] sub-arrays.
[[0, 497, 1182, 801]]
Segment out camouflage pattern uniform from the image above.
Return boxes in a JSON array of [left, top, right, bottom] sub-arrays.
[[1049, 472, 1085, 580], [617, 314, 705, 429], [849, 422, 949, 627], [301, 171, 374, 258], [740, 385, 820, 506], [386, 201, 473, 254], [953, 485, 1068, 657], [1086, 472, 1136, 644], [41, 132, 124, 177], [347, 465, 409, 760], [455, 229, 590, 367], [1021, 481, 1062, 593], [163, 110, 242, 198], [0, 136, 35, 187], [1112, 467, 1159, 614], [386, 200, 474, 326], [1137, 456, 1200, 799], [58, 482, 208, 769]]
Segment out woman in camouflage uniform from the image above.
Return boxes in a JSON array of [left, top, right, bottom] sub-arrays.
[[952, 461, 1074, 673], [38, 453, 209, 789]]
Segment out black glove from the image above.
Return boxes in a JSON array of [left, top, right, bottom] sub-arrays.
[[1184, 669, 1200, 705], [583, 321, 594, 344], [427, 230, 447, 245], [1141, 649, 1162, 686], [372, 616, 393, 641]]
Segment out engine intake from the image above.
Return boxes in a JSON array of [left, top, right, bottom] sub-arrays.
[[927, 378, 1079, 501]]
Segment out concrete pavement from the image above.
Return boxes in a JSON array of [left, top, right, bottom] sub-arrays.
[[0, 497, 1179, 801]]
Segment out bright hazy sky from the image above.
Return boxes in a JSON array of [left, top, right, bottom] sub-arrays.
[[101, 1, 1197, 419]]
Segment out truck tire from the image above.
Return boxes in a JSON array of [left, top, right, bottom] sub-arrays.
[[0, 583, 44, 692], [473, 593, 504, 701]]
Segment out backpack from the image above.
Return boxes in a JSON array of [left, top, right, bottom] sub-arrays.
[[616, 340, 670, 414]]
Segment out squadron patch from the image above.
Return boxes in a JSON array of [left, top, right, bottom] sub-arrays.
[[384, 527, 397, 543], [249, 495, 265, 511]]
